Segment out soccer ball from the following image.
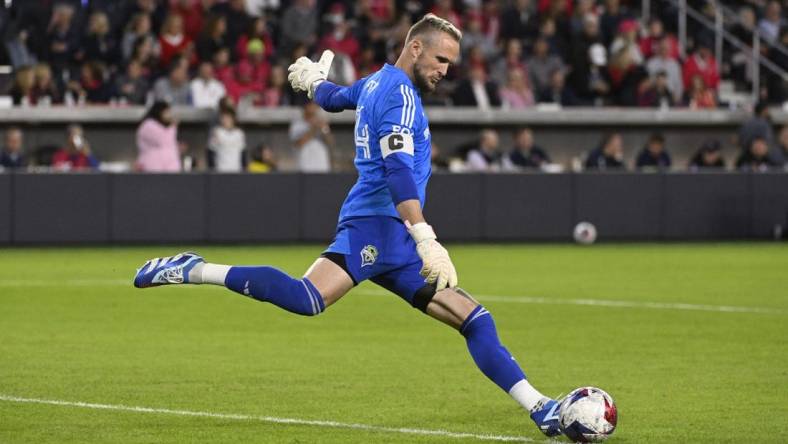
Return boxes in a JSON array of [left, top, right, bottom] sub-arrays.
[[559, 387, 617, 442], [573, 222, 597, 244]]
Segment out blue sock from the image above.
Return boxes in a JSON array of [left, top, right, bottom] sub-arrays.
[[460, 305, 526, 392], [224, 266, 325, 316]]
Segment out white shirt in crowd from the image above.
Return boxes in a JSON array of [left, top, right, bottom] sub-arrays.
[[191, 78, 226, 109], [466, 149, 501, 172], [471, 80, 492, 111], [209, 126, 246, 172], [289, 119, 331, 172]]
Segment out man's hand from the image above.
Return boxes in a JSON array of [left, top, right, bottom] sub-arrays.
[[406, 221, 458, 290], [287, 50, 334, 99]]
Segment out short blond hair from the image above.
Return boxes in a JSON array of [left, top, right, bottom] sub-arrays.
[[405, 13, 462, 44]]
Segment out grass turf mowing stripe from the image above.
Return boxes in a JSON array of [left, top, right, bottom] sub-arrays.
[[1, 279, 784, 315], [0, 394, 534, 443]]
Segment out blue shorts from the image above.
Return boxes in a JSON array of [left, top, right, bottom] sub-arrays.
[[323, 216, 434, 309]]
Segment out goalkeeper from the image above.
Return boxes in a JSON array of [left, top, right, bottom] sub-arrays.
[[134, 14, 562, 437]]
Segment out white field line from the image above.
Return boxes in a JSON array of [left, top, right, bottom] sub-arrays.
[[0, 278, 784, 315], [354, 289, 787, 316], [0, 394, 533, 443]]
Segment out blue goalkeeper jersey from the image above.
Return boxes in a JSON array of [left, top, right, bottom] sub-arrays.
[[314, 64, 431, 223]]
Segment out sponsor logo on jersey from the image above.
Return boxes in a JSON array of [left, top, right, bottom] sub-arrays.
[[365, 79, 379, 93], [360, 245, 379, 267]]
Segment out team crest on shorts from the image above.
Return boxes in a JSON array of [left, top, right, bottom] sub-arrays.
[[360, 245, 379, 267]]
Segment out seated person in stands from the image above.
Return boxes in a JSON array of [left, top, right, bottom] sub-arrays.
[[683, 74, 717, 109], [248, 142, 277, 173], [537, 68, 579, 106], [689, 139, 726, 171], [635, 133, 671, 170], [585, 132, 625, 170], [52, 124, 99, 171], [502, 127, 551, 170], [736, 136, 780, 172], [0, 126, 27, 170], [466, 129, 503, 172]]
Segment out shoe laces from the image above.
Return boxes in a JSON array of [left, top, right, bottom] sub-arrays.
[[161, 266, 184, 283]]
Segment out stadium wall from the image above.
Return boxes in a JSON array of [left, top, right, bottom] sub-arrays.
[[1, 172, 787, 244], [5, 107, 788, 170]]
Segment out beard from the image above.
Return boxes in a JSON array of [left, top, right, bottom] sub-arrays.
[[413, 61, 436, 93]]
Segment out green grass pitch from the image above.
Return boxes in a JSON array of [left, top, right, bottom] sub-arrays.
[[1, 243, 787, 443]]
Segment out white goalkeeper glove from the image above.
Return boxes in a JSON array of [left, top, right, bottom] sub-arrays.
[[287, 49, 334, 99], [406, 221, 458, 291]]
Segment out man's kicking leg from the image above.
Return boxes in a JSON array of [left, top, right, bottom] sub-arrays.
[[133, 252, 353, 313], [425, 287, 562, 437]]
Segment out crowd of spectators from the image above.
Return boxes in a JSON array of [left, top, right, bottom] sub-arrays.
[[452, 125, 787, 173], [1, 0, 788, 174], [0, 0, 786, 110]]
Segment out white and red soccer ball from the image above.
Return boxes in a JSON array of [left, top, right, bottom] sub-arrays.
[[573, 222, 598, 244], [559, 386, 618, 442]]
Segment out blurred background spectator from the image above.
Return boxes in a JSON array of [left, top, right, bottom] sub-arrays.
[[683, 74, 717, 109], [585, 132, 625, 169], [502, 127, 550, 170], [248, 141, 277, 173], [645, 37, 683, 103], [158, 13, 194, 69], [635, 132, 671, 170], [736, 136, 779, 172], [568, 43, 611, 106], [466, 129, 502, 172], [529, 37, 564, 95], [453, 64, 501, 109], [191, 60, 226, 108], [538, 68, 578, 105], [689, 139, 725, 171], [637, 71, 674, 108], [52, 124, 99, 171], [758, 1, 783, 45], [32, 63, 61, 105], [10, 65, 35, 105], [289, 102, 332, 172], [430, 143, 450, 171], [0, 127, 26, 169], [136, 101, 181, 172], [115, 59, 150, 105], [121, 12, 160, 63], [196, 14, 228, 64], [153, 55, 191, 105], [208, 108, 246, 172], [738, 102, 778, 162], [499, 67, 535, 109], [682, 44, 719, 95], [83, 11, 119, 67]]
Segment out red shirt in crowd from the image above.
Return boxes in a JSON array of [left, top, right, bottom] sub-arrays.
[[51, 149, 99, 170], [159, 33, 193, 67], [639, 35, 680, 60], [682, 52, 720, 90]]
